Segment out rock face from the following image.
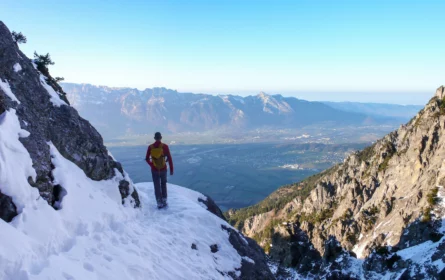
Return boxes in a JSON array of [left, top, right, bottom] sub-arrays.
[[0, 21, 139, 222], [228, 86, 445, 278], [200, 195, 275, 279]]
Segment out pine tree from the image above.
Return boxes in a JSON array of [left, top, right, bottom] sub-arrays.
[[34, 52, 55, 69], [11, 31, 27, 44]]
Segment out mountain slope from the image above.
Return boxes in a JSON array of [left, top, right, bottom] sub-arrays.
[[323, 101, 423, 121], [227, 87, 445, 279], [0, 21, 273, 279], [62, 83, 373, 139]]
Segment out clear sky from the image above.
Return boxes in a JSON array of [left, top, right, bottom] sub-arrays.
[[1, 0, 444, 104]]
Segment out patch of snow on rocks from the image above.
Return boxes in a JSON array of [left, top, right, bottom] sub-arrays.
[[39, 74, 67, 107], [13, 63, 22, 72], [0, 78, 20, 104], [0, 109, 36, 212]]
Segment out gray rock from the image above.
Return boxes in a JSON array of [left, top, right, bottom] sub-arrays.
[[0, 192, 17, 222], [233, 85, 445, 278], [200, 195, 275, 279], [269, 223, 322, 274], [221, 225, 276, 280], [0, 21, 139, 223], [199, 195, 226, 221]]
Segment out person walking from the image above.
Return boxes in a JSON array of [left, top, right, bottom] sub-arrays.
[[145, 132, 174, 209]]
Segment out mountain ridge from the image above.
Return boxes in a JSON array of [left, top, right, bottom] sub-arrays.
[[62, 83, 384, 139], [227, 86, 445, 279]]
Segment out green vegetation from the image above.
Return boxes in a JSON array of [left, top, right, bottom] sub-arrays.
[[361, 205, 380, 231], [33, 52, 69, 104], [226, 166, 338, 229], [411, 108, 425, 128], [357, 145, 376, 163], [378, 141, 396, 172], [378, 156, 391, 172], [421, 207, 432, 223], [331, 209, 353, 226], [299, 207, 334, 225], [422, 187, 440, 223], [251, 219, 283, 253], [427, 187, 439, 205], [345, 232, 357, 244], [437, 96, 445, 116], [11, 31, 27, 44], [34, 52, 55, 69], [252, 219, 281, 242]]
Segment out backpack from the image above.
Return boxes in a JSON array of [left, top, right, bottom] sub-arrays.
[[150, 143, 166, 170]]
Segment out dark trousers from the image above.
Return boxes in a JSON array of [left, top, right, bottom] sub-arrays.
[[151, 169, 167, 204]]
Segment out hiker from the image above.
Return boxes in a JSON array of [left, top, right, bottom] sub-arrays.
[[145, 132, 174, 209]]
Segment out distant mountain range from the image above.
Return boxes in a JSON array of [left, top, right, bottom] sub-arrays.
[[322, 101, 423, 120], [62, 83, 415, 139]]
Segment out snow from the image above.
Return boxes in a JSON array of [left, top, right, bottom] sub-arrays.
[[39, 74, 68, 107], [0, 137, 243, 279], [339, 256, 364, 279], [0, 109, 36, 213], [13, 63, 22, 72], [385, 185, 445, 275], [0, 78, 20, 104], [352, 241, 368, 259], [397, 238, 444, 269]]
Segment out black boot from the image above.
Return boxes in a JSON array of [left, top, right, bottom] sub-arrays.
[[157, 200, 164, 209]]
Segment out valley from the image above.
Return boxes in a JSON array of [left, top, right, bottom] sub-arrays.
[[109, 142, 367, 210]]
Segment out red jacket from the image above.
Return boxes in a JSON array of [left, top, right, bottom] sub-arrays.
[[145, 141, 174, 173]]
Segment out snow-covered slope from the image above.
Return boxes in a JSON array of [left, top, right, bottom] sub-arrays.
[[0, 21, 273, 280], [0, 137, 258, 279]]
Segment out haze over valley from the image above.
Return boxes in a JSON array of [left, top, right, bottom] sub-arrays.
[[63, 83, 421, 145], [62, 83, 423, 210]]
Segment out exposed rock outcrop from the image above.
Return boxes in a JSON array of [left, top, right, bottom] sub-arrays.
[[199, 195, 227, 221], [0, 21, 139, 223], [201, 196, 275, 279], [228, 86, 445, 278]]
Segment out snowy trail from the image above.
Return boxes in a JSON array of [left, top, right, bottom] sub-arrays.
[[2, 181, 242, 280], [0, 114, 242, 280]]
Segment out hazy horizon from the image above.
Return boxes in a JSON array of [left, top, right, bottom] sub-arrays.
[[2, 1, 444, 105], [64, 82, 430, 105]]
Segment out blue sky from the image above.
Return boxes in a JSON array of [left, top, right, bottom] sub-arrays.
[[2, 0, 444, 104]]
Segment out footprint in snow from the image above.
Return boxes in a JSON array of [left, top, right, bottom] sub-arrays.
[[83, 262, 94, 272], [62, 272, 75, 280], [103, 255, 113, 262]]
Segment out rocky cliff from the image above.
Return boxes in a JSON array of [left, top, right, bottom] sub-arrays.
[[0, 21, 140, 222], [228, 87, 445, 279]]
